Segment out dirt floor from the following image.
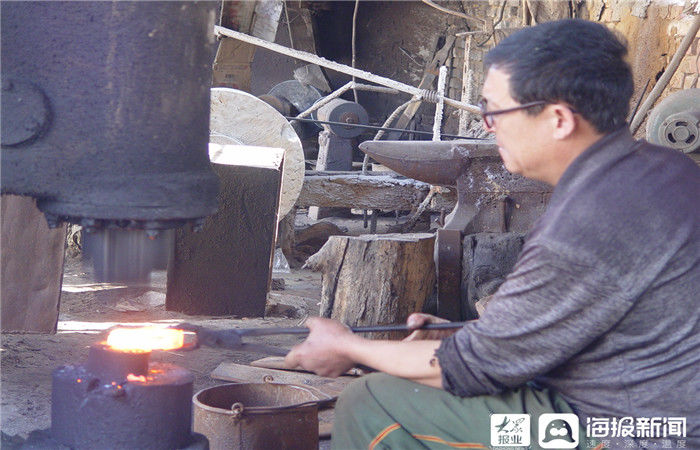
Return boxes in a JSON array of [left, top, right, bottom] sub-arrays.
[[1, 253, 326, 444], [0, 213, 414, 447]]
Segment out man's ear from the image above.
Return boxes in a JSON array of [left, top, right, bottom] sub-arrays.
[[550, 104, 577, 140]]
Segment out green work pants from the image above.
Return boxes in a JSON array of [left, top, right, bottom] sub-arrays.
[[331, 373, 597, 450]]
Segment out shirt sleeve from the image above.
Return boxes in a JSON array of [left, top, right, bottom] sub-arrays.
[[436, 242, 633, 397]]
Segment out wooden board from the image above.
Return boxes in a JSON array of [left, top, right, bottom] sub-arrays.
[[250, 356, 364, 376], [210, 89, 305, 220], [1, 195, 66, 333], [167, 162, 282, 316]]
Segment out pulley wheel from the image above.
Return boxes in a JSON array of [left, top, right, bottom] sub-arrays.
[[315, 98, 369, 138], [646, 88, 700, 153], [210, 88, 305, 219]]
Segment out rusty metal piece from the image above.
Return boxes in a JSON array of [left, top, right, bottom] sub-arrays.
[[176, 323, 290, 356], [193, 383, 323, 450], [436, 228, 463, 320]]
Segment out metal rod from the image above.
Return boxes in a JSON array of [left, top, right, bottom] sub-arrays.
[[215, 25, 481, 114], [285, 116, 485, 140], [241, 321, 469, 337]]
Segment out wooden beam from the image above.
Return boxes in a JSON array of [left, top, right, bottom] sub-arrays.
[[298, 172, 436, 210], [297, 170, 548, 212], [215, 25, 481, 114]]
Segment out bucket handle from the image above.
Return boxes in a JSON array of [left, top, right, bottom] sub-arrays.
[[228, 383, 337, 415], [229, 397, 335, 415], [261, 377, 336, 407], [230, 402, 244, 418]]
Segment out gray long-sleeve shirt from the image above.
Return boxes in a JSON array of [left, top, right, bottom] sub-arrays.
[[436, 128, 700, 444]]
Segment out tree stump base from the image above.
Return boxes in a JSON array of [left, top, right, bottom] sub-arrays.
[[305, 233, 436, 339]]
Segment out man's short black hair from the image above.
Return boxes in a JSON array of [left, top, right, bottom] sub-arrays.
[[484, 19, 633, 133]]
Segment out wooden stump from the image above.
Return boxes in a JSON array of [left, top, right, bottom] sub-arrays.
[[304, 233, 436, 339]]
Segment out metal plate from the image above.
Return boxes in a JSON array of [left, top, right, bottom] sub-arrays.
[[210, 88, 305, 219], [646, 88, 700, 153]]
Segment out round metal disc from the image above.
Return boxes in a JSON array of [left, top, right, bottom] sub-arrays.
[[210, 88, 305, 219], [646, 88, 700, 153], [267, 80, 323, 113]]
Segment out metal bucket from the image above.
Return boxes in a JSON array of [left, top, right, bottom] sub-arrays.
[[193, 383, 326, 450]]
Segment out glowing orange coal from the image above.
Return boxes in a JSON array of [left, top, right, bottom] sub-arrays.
[[105, 326, 185, 352], [126, 374, 148, 382]]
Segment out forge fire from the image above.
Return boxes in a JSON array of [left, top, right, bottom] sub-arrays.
[[22, 327, 208, 449]]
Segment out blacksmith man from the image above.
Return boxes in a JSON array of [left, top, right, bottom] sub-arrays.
[[286, 19, 699, 449]]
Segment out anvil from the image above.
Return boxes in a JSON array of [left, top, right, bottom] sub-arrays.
[[359, 139, 550, 320]]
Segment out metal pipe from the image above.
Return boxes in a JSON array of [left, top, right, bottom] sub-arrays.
[[192, 321, 470, 338]]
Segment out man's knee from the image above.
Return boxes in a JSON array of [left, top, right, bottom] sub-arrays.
[[335, 373, 392, 419], [333, 373, 401, 447]]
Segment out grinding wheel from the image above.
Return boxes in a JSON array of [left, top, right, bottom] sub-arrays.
[[209, 88, 305, 219], [646, 88, 700, 154]]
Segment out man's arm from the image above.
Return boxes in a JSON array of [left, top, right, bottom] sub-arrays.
[[437, 242, 629, 397], [287, 242, 628, 395], [284, 317, 444, 388]]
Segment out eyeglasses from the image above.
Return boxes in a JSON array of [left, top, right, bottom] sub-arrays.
[[478, 99, 547, 128]]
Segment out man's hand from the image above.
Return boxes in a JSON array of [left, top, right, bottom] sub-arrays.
[[284, 317, 363, 378], [404, 313, 458, 341]]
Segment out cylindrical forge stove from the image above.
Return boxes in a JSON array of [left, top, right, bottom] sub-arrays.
[[29, 327, 206, 449]]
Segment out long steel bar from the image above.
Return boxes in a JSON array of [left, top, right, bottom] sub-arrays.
[[215, 25, 481, 114], [225, 321, 469, 337]]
